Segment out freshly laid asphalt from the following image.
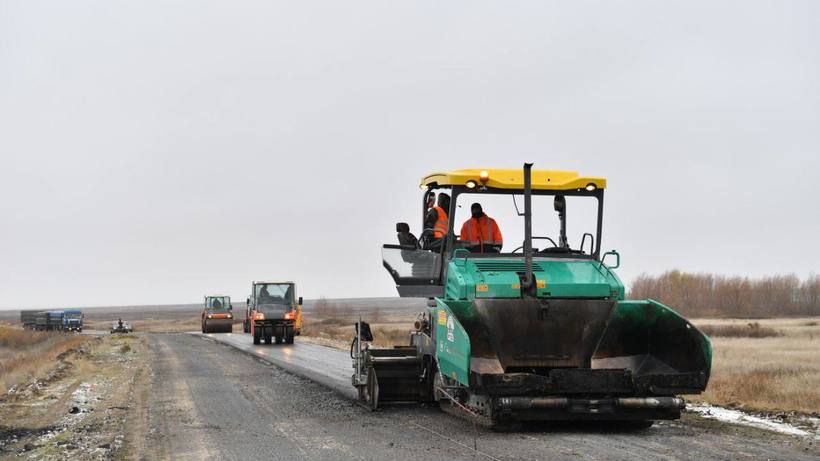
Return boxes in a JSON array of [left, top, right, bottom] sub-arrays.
[[200, 332, 357, 399]]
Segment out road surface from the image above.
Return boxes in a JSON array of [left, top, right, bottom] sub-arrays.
[[137, 333, 818, 460]]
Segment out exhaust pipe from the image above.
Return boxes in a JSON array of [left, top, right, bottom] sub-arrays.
[[521, 163, 535, 297], [498, 397, 569, 410], [498, 396, 685, 411]]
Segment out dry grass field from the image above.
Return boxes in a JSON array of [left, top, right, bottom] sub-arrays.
[[690, 317, 820, 414], [84, 316, 204, 333], [302, 301, 416, 347], [698, 321, 783, 338], [0, 326, 92, 395], [302, 313, 414, 347], [78, 304, 204, 333]]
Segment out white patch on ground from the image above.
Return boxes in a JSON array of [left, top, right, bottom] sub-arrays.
[[28, 379, 118, 458], [688, 403, 819, 439], [72, 383, 92, 401]]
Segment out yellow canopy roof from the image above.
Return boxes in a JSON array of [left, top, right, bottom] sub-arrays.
[[421, 169, 606, 191]]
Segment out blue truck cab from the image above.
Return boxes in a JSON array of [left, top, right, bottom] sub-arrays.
[[62, 309, 84, 332]]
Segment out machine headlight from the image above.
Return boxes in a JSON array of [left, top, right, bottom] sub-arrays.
[[466, 180, 477, 189], [207, 314, 212, 319], [585, 183, 597, 192]]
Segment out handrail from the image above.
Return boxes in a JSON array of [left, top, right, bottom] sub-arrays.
[[595, 250, 620, 280]]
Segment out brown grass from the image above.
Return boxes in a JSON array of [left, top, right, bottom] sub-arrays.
[[699, 322, 783, 338], [0, 326, 58, 349], [0, 325, 92, 395], [371, 327, 412, 346], [690, 317, 820, 414], [301, 304, 415, 348], [84, 317, 204, 333]]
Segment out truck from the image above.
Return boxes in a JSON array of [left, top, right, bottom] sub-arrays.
[[351, 164, 711, 427], [62, 309, 84, 332], [20, 310, 40, 330], [21, 309, 83, 332], [244, 281, 302, 345], [35, 311, 65, 331]]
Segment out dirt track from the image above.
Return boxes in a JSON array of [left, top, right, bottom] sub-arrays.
[[131, 333, 818, 461]]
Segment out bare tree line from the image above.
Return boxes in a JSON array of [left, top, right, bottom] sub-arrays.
[[628, 271, 820, 318]]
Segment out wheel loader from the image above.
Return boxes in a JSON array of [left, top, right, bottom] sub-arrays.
[[351, 164, 712, 427], [201, 295, 234, 333]]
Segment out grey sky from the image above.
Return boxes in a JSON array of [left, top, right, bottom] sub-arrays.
[[1, 1, 818, 309]]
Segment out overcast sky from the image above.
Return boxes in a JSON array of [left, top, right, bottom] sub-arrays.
[[1, 1, 818, 309]]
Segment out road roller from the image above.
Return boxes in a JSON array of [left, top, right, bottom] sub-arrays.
[[201, 295, 234, 333]]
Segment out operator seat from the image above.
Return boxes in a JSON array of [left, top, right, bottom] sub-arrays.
[[396, 222, 419, 248]]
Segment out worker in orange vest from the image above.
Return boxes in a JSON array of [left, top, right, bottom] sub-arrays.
[[424, 193, 450, 249], [460, 203, 503, 253]]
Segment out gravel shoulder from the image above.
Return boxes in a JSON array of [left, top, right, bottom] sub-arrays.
[[132, 333, 818, 461]]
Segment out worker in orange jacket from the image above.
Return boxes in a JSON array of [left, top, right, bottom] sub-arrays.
[[459, 203, 503, 253], [424, 193, 450, 249]]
